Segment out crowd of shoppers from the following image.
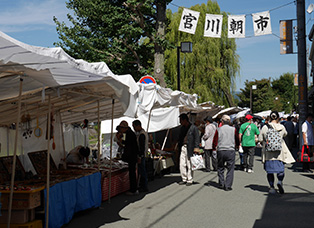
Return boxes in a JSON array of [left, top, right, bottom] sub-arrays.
[[114, 110, 312, 196]]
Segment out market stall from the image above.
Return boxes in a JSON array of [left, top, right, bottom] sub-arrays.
[[0, 30, 138, 228]]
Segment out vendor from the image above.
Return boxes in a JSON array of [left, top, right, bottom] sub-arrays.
[[66, 145, 90, 164]]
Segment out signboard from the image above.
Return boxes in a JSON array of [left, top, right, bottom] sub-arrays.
[[139, 75, 156, 84], [280, 20, 293, 54]]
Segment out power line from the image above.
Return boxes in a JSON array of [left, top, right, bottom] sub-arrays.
[[169, 1, 296, 15]]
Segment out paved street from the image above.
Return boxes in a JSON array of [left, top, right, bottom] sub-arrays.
[[64, 149, 314, 228]]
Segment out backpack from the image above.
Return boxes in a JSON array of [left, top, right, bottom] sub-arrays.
[[265, 124, 282, 152]]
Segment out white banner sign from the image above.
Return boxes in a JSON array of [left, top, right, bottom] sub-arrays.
[[179, 8, 200, 34], [252, 11, 272, 36], [204, 14, 223, 38], [228, 15, 246, 38]]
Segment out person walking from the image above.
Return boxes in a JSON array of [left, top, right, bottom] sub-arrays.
[[258, 111, 295, 194], [177, 113, 200, 186], [212, 115, 239, 191], [132, 120, 149, 192], [202, 116, 217, 172], [116, 120, 139, 195], [239, 114, 260, 173], [283, 116, 294, 152], [301, 113, 314, 173]]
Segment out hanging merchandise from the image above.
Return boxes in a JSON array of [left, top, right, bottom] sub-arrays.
[[21, 113, 32, 139]]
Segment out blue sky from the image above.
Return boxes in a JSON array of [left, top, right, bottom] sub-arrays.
[[0, 0, 313, 91]]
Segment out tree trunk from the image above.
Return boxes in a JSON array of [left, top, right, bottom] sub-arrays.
[[223, 88, 235, 107], [154, 0, 166, 87]]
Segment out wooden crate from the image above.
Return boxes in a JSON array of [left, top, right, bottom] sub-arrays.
[[0, 188, 42, 210], [0, 219, 42, 228], [0, 209, 35, 224]]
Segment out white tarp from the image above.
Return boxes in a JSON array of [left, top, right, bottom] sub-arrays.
[[101, 106, 180, 134], [125, 83, 199, 118]]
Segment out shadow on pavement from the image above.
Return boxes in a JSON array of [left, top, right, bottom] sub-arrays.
[[244, 184, 269, 193], [62, 175, 181, 228], [253, 192, 314, 228]]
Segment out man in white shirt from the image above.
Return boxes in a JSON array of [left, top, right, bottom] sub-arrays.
[[302, 113, 314, 172]]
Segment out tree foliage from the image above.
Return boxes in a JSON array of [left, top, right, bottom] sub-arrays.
[[238, 73, 298, 114], [272, 72, 298, 113], [53, 0, 165, 81], [238, 79, 275, 113], [164, 1, 240, 106]]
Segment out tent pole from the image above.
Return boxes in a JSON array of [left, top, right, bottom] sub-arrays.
[[97, 100, 101, 172], [58, 113, 66, 164], [161, 129, 170, 150], [7, 78, 23, 228], [146, 109, 153, 132], [108, 99, 115, 203], [46, 95, 52, 228]]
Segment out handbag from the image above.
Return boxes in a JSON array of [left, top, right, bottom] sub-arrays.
[[190, 154, 205, 171], [297, 145, 314, 162]]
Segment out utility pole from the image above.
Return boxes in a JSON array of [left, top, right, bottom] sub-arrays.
[[297, 0, 308, 147]]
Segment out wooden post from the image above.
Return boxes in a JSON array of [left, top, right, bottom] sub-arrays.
[[46, 95, 52, 228], [7, 78, 23, 228], [108, 99, 115, 203]]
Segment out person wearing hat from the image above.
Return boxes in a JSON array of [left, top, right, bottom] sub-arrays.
[[212, 115, 239, 191], [177, 113, 200, 186], [202, 116, 217, 172], [239, 114, 260, 173], [116, 120, 140, 195]]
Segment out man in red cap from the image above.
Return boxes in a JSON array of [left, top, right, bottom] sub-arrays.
[[239, 114, 260, 173]]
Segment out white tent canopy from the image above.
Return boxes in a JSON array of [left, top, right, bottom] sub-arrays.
[[213, 106, 244, 119], [254, 110, 272, 118], [0, 31, 138, 125]]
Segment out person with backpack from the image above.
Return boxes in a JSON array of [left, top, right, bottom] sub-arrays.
[[239, 114, 260, 173], [258, 111, 295, 194]]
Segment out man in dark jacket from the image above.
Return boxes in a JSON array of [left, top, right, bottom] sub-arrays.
[[117, 120, 139, 195], [177, 113, 200, 186]]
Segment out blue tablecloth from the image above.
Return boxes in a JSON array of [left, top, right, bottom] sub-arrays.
[[44, 172, 101, 228]]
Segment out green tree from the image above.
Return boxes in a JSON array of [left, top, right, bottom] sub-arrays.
[[272, 72, 298, 114], [164, 1, 239, 106], [53, 0, 171, 81], [238, 79, 278, 113]]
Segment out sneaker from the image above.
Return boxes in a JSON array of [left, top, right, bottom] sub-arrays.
[[269, 187, 276, 194], [247, 169, 254, 173], [178, 181, 187, 185], [277, 183, 285, 194], [186, 182, 193, 186], [244, 168, 248, 172]]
